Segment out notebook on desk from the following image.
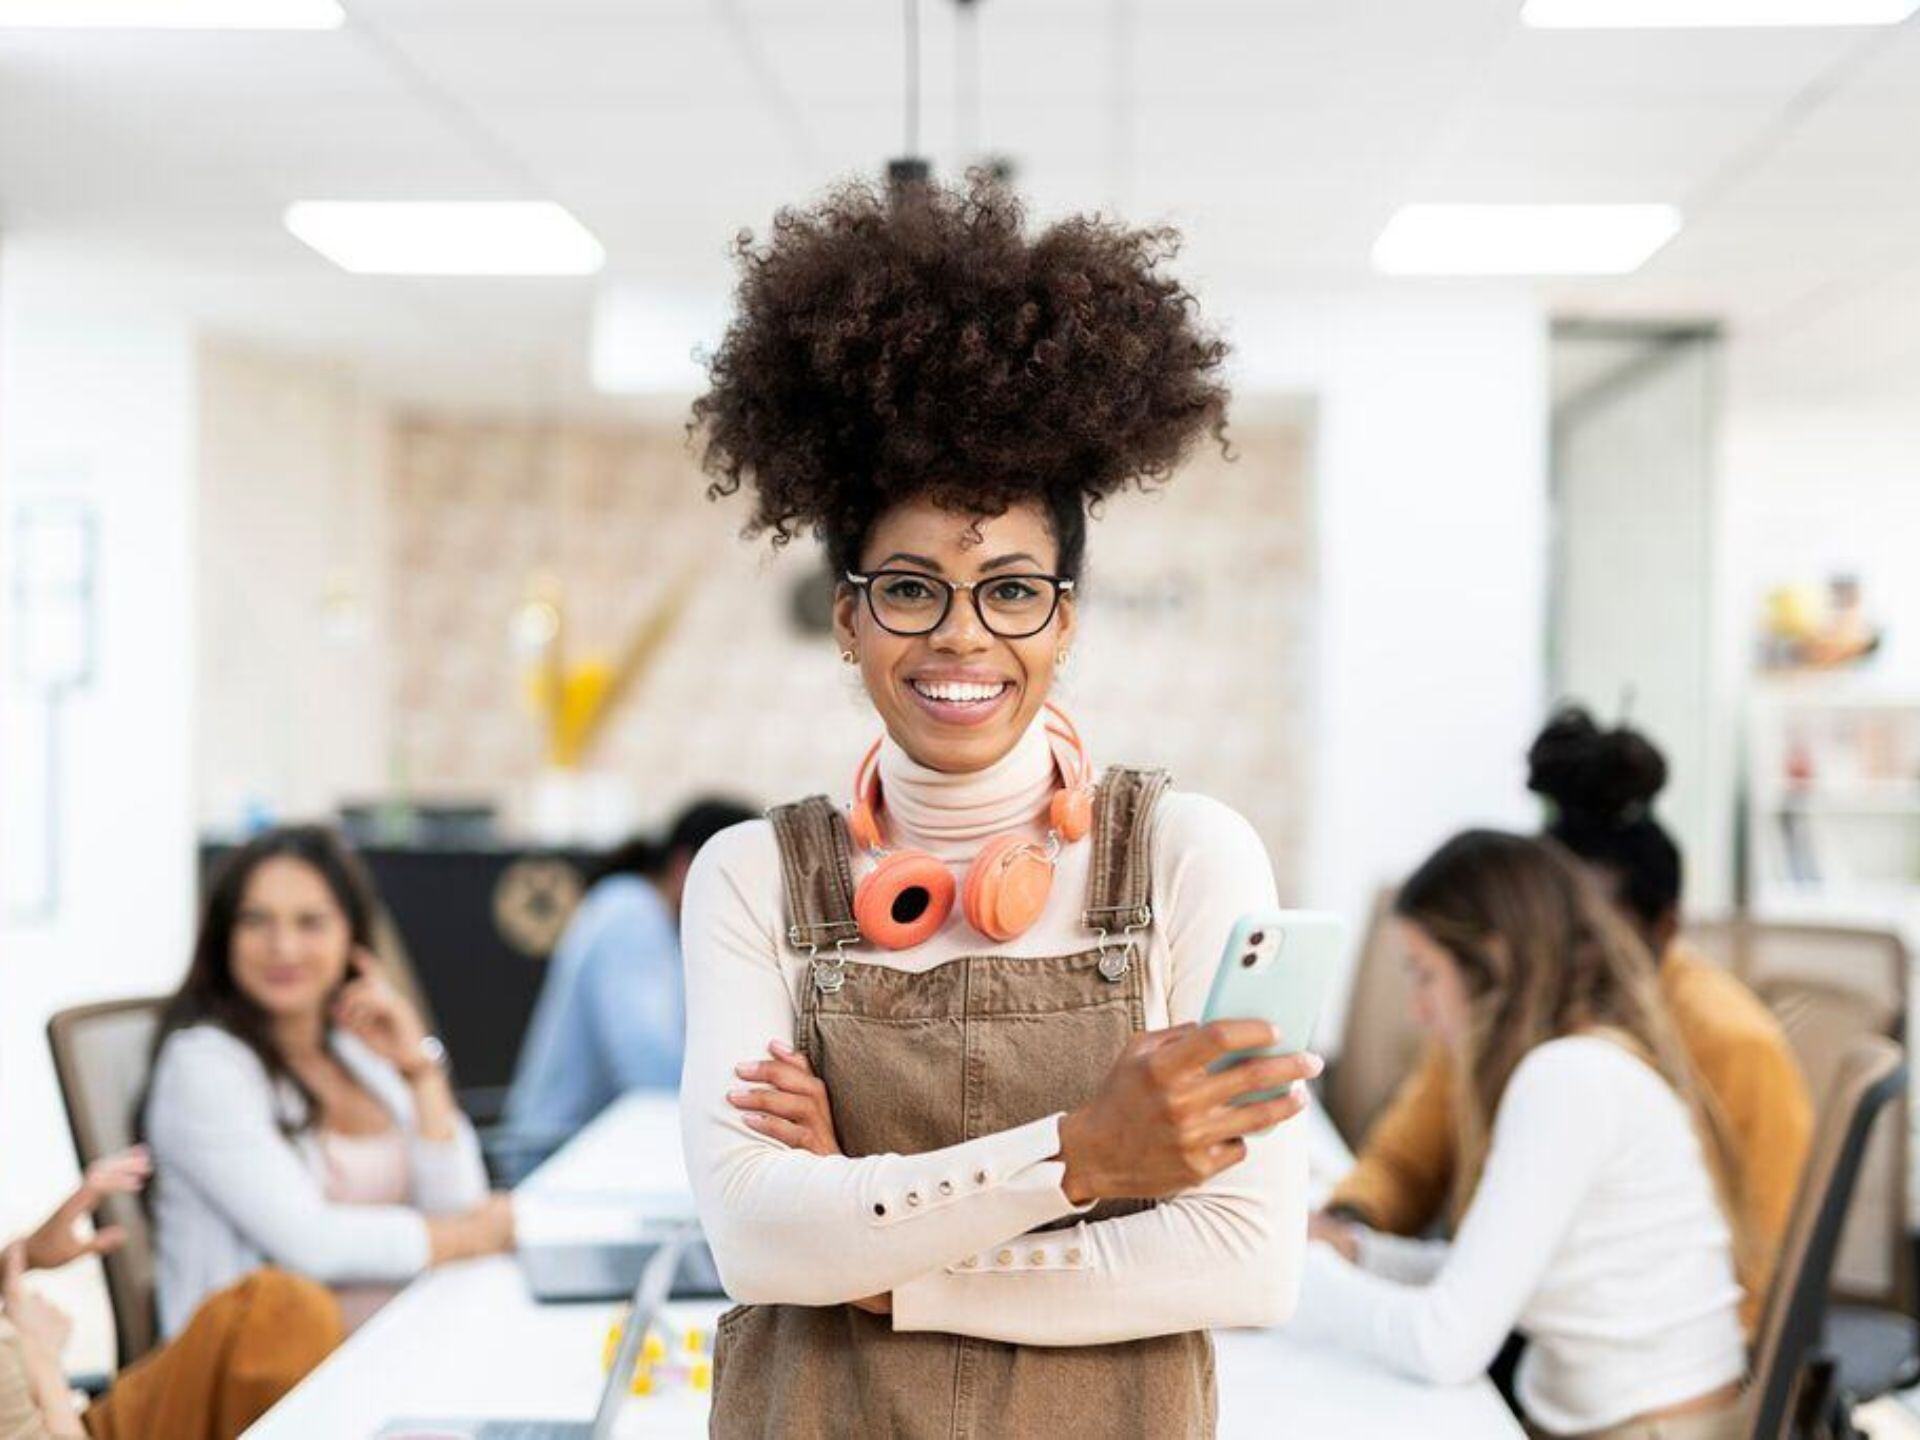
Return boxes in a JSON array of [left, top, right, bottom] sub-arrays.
[[373, 1234, 686, 1440]]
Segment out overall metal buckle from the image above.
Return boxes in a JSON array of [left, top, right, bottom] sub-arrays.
[[791, 925, 857, 994], [1093, 904, 1153, 983]]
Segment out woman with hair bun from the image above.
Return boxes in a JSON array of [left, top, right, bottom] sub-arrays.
[[1322, 706, 1813, 1332], [678, 175, 1316, 1437]]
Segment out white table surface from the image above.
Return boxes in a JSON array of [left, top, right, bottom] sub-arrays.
[[247, 1092, 1523, 1439]]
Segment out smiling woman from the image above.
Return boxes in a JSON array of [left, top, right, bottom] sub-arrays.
[[678, 174, 1319, 1440], [140, 827, 513, 1340]]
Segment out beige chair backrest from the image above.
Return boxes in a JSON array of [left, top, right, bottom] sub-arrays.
[[1323, 886, 1426, 1144], [1748, 1036, 1907, 1440], [1733, 923, 1909, 1309], [45, 997, 168, 1366]]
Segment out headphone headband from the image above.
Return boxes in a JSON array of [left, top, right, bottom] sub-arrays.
[[850, 705, 1094, 853]]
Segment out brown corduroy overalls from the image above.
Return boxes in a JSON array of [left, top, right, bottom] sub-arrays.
[[709, 766, 1216, 1439]]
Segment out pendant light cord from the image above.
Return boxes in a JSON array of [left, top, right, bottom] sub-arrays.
[[903, 0, 921, 158]]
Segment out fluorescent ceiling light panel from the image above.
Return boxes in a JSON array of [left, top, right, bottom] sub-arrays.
[[1372, 204, 1682, 277], [1522, 0, 1917, 27], [0, 0, 344, 27], [285, 202, 605, 277]]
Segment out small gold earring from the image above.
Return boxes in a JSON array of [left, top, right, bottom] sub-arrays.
[[1056, 649, 1071, 669], [840, 648, 858, 666]]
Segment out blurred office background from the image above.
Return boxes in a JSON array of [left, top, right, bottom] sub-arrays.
[[3, 0, 1918, 1371]]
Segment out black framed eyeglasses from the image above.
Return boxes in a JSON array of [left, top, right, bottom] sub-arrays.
[[845, 569, 1074, 639]]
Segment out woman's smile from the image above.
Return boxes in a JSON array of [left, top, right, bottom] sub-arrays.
[[904, 668, 1017, 727]]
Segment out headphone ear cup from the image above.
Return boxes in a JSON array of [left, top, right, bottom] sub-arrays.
[[1050, 787, 1094, 844], [963, 835, 1056, 943], [853, 850, 955, 951]]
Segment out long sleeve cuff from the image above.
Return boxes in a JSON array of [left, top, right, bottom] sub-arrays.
[[698, 1111, 1094, 1306], [860, 1114, 1092, 1235]]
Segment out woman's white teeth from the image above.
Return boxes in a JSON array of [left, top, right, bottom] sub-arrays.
[[913, 680, 1008, 704]]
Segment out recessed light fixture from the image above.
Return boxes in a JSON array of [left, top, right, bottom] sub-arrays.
[[1522, 0, 1917, 27], [284, 202, 605, 277], [1372, 204, 1682, 277], [0, 0, 343, 27]]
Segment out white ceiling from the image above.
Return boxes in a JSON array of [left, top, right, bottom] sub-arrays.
[[2, 0, 1917, 412]]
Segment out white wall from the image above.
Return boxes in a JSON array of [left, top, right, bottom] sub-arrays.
[[0, 269, 199, 1364], [1228, 289, 1551, 1038], [196, 340, 392, 830], [1721, 374, 1920, 696], [1553, 337, 1730, 913]]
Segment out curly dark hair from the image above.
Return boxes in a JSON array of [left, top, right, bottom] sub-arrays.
[[691, 174, 1231, 579]]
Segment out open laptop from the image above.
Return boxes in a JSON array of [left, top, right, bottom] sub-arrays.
[[374, 1234, 686, 1440], [519, 1236, 725, 1304]]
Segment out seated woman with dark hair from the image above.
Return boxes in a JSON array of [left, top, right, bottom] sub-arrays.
[[0, 1149, 339, 1439], [1320, 707, 1812, 1329], [143, 826, 514, 1339]]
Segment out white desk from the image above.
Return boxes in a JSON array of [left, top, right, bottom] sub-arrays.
[[248, 1093, 1522, 1439]]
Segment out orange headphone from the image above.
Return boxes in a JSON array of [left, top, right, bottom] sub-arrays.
[[848, 703, 1095, 950]]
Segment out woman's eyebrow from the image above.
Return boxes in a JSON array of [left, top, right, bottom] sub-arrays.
[[876, 551, 943, 572], [979, 552, 1041, 573]]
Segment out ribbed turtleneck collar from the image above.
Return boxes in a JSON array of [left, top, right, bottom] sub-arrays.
[[874, 715, 1059, 861]]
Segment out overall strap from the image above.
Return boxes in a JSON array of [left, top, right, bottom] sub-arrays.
[[766, 796, 862, 985], [1082, 766, 1171, 972]]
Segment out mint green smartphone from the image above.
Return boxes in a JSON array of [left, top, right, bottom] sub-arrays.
[[1200, 909, 1345, 1104]]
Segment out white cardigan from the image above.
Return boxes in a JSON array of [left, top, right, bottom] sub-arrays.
[[144, 1024, 489, 1338]]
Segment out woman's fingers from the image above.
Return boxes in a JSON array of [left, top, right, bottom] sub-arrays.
[[1203, 1138, 1249, 1174], [739, 1112, 813, 1149], [767, 1038, 810, 1069], [1189, 1050, 1322, 1112], [734, 1058, 821, 1096], [1129, 1022, 1198, 1060], [1193, 1087, 1310, 1147], [726, 1088, 820, 1125], [86, 1149, 151, 1194], [89, 1227, 127, 1257]]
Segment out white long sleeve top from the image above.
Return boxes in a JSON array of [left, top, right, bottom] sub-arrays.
[[1291, 1035, 1746, 1436], [678, 718, 1308, 1346], [145, 1023, 489, 1338]]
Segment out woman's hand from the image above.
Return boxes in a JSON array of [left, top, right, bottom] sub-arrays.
[[333, 948, 431, 1076], [426, 1193, 517, 1266], [728, 1045, 884, 1312], [1055, 1020, 1320, 1205], [1308, 1211, 1362, 1264], [727, 1040, 842, 1156], [20, 1147, 151, 1272]]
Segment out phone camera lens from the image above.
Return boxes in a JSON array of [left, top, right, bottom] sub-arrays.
[[1248, 931, 1265, 946], [1241, 953, 1258, 968]]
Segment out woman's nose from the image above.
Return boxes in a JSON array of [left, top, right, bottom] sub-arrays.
[[929, 592, 991, 652]]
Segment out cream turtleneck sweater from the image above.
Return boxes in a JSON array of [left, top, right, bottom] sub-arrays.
[[678, 718, 1307, 1345]]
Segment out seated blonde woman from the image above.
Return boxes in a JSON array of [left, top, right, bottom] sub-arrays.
[[1298, 831, 1748, 1440], [0, 1148, 339, 1440], [143, 826, 513, 1338]]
